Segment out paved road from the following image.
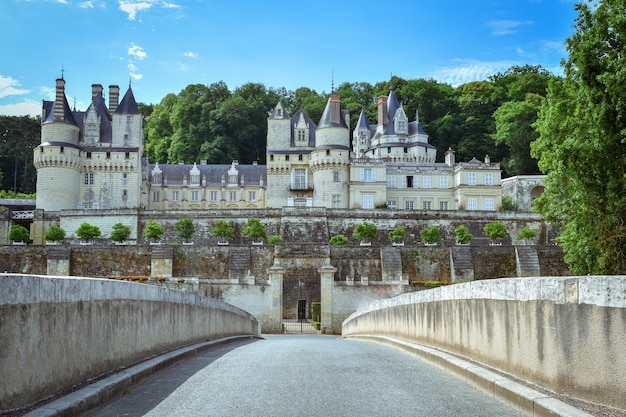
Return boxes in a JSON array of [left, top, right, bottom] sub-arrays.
[[81, 335, 524, 417]]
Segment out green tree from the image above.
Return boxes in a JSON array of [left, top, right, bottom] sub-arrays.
[[420, 225, 440, 244], [388, 226, 406, 243], [516, 228, 537, 244], [242, 218, 267, 241], [501, 195, 518, 211], [110, 222, 131, 243], [531, 0, 626, 274], [144, 93, 177, 163], [0, 116, 40, 194], [353, 221, 377, 243], [454, 225, 473, 244], [267, 235, 283, 244], [144, 221, 165, 242], [75, 222, 101, 242], [209, 220, 235, 240], [9, 224, 30, 243], [329, 234, 348, 245], [483, 221, 507, 242], [44, 225, 65, 242], [174, 218, 195, 241]]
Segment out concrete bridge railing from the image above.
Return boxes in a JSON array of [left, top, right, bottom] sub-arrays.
[[342, 276, 626, 411], [0, 274, 260, 414]]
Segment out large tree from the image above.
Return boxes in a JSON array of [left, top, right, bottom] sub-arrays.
[[0, 116, 40, 194], [531, 0, 626, 274]]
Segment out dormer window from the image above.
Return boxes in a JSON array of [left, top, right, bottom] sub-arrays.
[[297, 129, 306, 141], [189, 163, 200, 185]]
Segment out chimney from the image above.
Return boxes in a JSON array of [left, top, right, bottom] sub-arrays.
[[484, 154, 490, 164], [109, 85, 120, 112], [377, 96, 388, 127], [445, 147, 456, 167], [54, 78, 66, 121], [91, 84, 103, 103], [330, 94, 341, 125]]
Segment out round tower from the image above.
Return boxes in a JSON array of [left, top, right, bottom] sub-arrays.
[[33, 78, 82, 211], [310, 94, 350, 208]]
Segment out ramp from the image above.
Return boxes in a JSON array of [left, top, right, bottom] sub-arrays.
[[515, 246, 540, 277]]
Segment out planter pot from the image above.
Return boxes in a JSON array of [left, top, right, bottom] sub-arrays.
[[456, 242, 470, 246], [45, 241, 59, 245], [182, 242, 194, 246], [114, 242, 128, 246], [392, 242, 404, 246], [79, 242, 93, 246], [149, 242, 162, 246], [489, 242, 502, 246], [217, 241, 230, 246], [252, 241, 263, 246], [360, 241, 371, 246], [12, 241, 25, 245], [424, 243, 438, 246]]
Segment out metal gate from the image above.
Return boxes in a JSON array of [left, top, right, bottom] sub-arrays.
[[282, 299, 318, 334]]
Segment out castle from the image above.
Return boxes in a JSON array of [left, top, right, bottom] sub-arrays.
[[34, 78, 502, 213]]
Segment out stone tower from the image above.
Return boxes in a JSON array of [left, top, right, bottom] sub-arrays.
[[310, 93, 350, 208]]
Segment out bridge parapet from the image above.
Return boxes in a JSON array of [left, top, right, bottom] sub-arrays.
[[0, 274, 260, 414], [342, 276, 626, 411]]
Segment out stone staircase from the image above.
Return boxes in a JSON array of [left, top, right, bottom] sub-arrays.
[[450, 246, 474, 282], [229, 247, 251, 279], [515, 246, 541, 277], [380, 247, 403, 281]]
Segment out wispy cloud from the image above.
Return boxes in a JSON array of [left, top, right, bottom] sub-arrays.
[[0, 75, 30, 99], [429, 60, 517, 86], [128, 43, 147, 60], [487, 20, 533, 36], [183, 51, 198, 58], [128, 63, 143, 80], [118, 0, 182, 20]]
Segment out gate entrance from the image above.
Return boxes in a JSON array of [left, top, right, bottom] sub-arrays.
[[282, 268, 320, 334]]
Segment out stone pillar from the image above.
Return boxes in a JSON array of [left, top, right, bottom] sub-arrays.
[[266, 263, 285, 333], [30, 209, 45, 245], [47, 247, 71, 276], [319, 263, 337, 334], [151, 246, 173, 279]]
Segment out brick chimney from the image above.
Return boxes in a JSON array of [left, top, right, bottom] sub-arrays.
[[330, 93, 341, 125], [53, 78, 66, 121], [109, 85, 120, 112], [377, 96, 388, 127], [445, 147, 456, 167], [91, 84, 103, 103]]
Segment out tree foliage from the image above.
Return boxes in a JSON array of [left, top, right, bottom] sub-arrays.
[[516, 228, 537, 243], [44, 225, 66, 242], [110, 223, 131, 243], [0, 116, 40, 194], [483, 221, 507, 241], [388, 226, 406, 243], [174, 218, 195, 240], [454, 225, 473, 244], [75, 222, 101, 242], [242, 218, 267, 240], [209, 219, 235, 239], [531, 0, 626, 274], [329, 234, 348, 245], [353, 221, 377, 242], [144, 221, 165, 242], [420, 225, 440, 244], [9, 224, 30, 242]]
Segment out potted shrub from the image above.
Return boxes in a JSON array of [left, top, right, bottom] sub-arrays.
[[388, 226, 406, 246], [175, 218, 195, 245], [144, 221, 165, 244], [44, 225, 65, 245], [9, 224, 30, 245], [268, 235, 283, 244], [353, 221, 377, 246], [420, 225, 440, 246], [110, 222, 131, 245], [329, 234, 348, 245], [210, 220, 235, 245], [516, 228, 537, 245], [454, 225, 473, 245], [75, 222, 101, 245], [242, 218, 267, 245], [484, 221, 507, 245]]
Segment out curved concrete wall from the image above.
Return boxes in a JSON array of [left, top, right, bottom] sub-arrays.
[[342, 276, 626, 410], [0, 274, 260, 413]]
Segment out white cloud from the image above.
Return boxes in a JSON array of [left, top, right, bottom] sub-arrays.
[[162, 2, 182, 9], [487, 20, 533, 36], [183, 51, 198, 58], [79, 1, 95, 8], [177, 61, 187, 71], [0, 101, 41, 118], [0, 75, 30, 99], [128, 63, 143, 80], [429, 60, 516, 86], [119, 0, 153, 21], [128, 43, 147, 60]]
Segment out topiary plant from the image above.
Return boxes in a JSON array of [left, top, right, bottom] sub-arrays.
[[9, 224, 30, 243], [209, 220, 235, 240], [242, 218, 267, 241], [174, 218, 195, 241], [454, 225, 473, 244], [516, 228, 537, 244], [484, 221, 507, 242], [420, 225, 440, 244], [44, 225, 65, 243], [268, 235, 283, 244], [329, 234, 348, 245], [144, 221, 165, 243], [75, 222, 101, 242], [110, 222, 131, 243], [388, 226, 406, 243], [353, 221, 377, 243]]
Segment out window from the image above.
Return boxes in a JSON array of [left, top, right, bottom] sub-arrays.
[[171, 191, 179, 201], [209, 191, 218, 202], [387, 147, 391, 154], [406, 176, 414, 188], [86, 152, 92, 159], [440, 201, 448, 210], [326, 150, 330, 156], [467, 197, 478, 210], [229, 191, 237, 201], [362, 194, 374, 209], [298, 154, 303, 161], [106, 152, 111, 159], [423, 176, 431, 188], [60, 146, 64, 153], [191, 191, 199, 201], [293, 169, 307, 189], [270, 155, 274, 161], [297, 130, 306, 141], [387, 175, 396, 188], [122, 189, 127, 199], [84, 172, 94, 185], [485, 172, 493, 186], [123, 133, 129, 145], [387, 200, 397, 210], [122, 173, 128, 180], [405, 201, 414, 210], [86, 125, 97, 137], [440, 176, 448, 188], [485, 198, 495, 211], [404, 147, 408, 153], [333, 171, 339, 182], [397, 120, 407, 133], [152, 191, 160, 202], [468, 172, 476, 186], [285, 155, 290, 161], [423, 201, 432, 210], [248, 191, 256, 202], [152, 173, 161, 184], [331, 194, 341, 208], [361, 168, 374, 182], [125, 152, 130, 159]]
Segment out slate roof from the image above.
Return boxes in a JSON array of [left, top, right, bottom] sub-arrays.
[[42, 95, 78, 126], [150, 163, 267, 187], [317, 99, 349, 129], [115, 86, 140, 114], [290, 108, 317, 147]]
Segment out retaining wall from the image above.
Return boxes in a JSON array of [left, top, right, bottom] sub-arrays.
[[0, 274, 260, 414], [342, 276, 626, 410]]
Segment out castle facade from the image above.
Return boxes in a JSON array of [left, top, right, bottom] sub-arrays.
[[34, 78, 501, 213]]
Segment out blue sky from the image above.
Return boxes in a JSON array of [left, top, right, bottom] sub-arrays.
[[1, 0, 578, 117]]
